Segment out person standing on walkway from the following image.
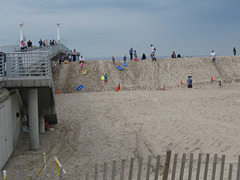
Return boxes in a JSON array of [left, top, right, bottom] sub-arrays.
[[233, 47, 237, 56], [129, 47, 133, 60], [210, 50, 216, 63], [27, 40, 32, 49], [39, 39, 43, 47]]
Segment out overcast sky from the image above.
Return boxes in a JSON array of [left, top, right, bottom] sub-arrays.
[[0, 0, 240, 58]]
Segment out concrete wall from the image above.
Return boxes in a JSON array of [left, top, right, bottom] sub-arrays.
[[0, 89, 22, 170]]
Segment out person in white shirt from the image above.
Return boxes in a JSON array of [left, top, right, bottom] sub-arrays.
[[210, 50, 216, 63], [79, 56, 85, 63], [150, 44, 157, 61]]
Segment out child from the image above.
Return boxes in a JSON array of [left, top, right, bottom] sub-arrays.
[[123, 55, 127, 63], [104, 74, 108, 85], [134, 50, 139, 61], [80, 62, 83, 68]]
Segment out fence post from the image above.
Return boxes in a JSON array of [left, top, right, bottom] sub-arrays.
[[162, 150, 172, 180], [179, 153, 186, 180], [146, 155, 151, 180], [228, 163, 233, 180], [103, 162, 108, 180], [95, 163, 98, 180], [219, 155, 225, 180], [128, 157, 134, 180], [41, 169, 46, 180], [59, 167, 63, 180], [236, 155, 240, 180], [203, 154, 210, 180], [188, 153, 194, 180], [196, 153, 202, 180], [171, 154, 178, 180], [86, 173, 89, 180], [211, 154, 218, 180], [119, 159, 125, 180], [137, 157, 143, 180], [15, 170, 19, 180], [112, 161, 117, 180], [32, 169, 37, 180], [154, 155, 161, 180], [50, 168, 55, 180]]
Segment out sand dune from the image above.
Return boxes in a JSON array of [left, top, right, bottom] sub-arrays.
[[3, 56, 240, 179], [53, 56, 240, 93]]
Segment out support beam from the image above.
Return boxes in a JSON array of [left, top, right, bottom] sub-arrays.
[[28, 88, 39, 150], [39, 116, 45, 134]]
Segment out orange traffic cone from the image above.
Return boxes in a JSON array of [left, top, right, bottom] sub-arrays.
[[58, 89, 60, 94], [163, 85, 165, 90], [181, 80, 183, 85], [116, 86, 119, 92], [211, 76, 213, 81], [118, 83, 120, 90]]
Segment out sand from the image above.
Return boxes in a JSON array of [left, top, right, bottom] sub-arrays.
[[3, 56, 240, 179]]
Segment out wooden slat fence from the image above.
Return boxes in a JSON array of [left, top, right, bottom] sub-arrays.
[[1, 151, 240, 180]]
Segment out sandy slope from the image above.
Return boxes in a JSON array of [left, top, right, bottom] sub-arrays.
[[3, 56, 240, 179], [53, 56, 240, 93]]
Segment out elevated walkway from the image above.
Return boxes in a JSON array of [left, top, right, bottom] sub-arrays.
[[0, 44, 72, 150]]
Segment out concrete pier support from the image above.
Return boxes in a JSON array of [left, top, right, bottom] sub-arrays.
[[28, 88, 39, 150], [39, 116, 45, 134]]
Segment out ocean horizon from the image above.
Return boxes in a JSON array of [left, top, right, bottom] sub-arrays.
[[84, 54, 210, 61]]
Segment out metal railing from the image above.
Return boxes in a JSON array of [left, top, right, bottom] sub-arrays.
[[0, 45, 19, 53], [3, 52, 50, 79], [0, 44, 71, 81]]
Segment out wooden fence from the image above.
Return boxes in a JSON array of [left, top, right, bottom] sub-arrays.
[[1, 151, 240, 180]]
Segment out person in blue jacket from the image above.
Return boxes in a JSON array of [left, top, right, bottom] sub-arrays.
[[123, 55, 127, 63], [104, 74, 108, 85], [187, 76, 192, 88]]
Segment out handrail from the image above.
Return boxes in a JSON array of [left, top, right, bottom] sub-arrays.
[[0, 44, 70, 81]]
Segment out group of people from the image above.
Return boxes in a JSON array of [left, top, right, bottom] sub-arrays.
[[125, 44, 157, 62], [58, 49, 84, 66], [19, 39, 33, 51], [171, 51, 181, 58], [39, 39, 57, 47]]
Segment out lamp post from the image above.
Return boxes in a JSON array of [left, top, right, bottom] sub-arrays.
[[19, 23, 24, 42], [56, 23, 61, 44]]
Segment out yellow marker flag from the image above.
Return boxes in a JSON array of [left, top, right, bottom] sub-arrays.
[[55, 159, 60, 176]]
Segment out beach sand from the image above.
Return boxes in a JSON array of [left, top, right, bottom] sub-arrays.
[[3, 56, 240, 179]]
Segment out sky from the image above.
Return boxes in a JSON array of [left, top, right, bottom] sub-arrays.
[[0, 0, 240, 59]]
